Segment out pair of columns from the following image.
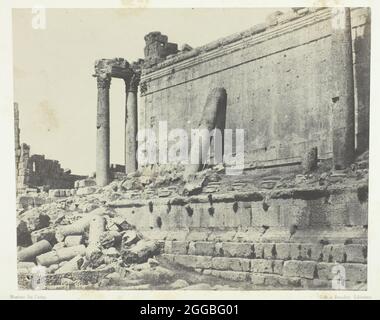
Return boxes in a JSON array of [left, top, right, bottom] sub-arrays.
[[94, 58, 140, 186]]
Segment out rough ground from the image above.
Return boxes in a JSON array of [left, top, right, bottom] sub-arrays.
[[16, 151, 368, 290]]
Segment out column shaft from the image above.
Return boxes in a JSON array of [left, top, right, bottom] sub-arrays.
[[331, 8, 355, 169], [124, 75, 139, 173], [96, 76, 111, 186]]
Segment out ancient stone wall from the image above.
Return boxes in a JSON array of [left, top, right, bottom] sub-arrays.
[[139, 8, 370, 169], [109, 185, 368, 288]]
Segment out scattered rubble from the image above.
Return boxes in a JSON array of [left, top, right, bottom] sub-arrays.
[[16, 151, 368, 289]]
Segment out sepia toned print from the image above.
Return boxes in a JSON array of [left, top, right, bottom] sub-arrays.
[[13, 7, 370, 291]]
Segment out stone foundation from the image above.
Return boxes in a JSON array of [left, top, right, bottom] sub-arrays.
[[109, 185, 367, 289]]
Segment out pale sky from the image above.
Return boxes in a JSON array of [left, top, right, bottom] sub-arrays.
[[13, 8, 283, 175]]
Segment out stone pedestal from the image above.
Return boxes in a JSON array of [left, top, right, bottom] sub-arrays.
[[331, 8, 355, 169]]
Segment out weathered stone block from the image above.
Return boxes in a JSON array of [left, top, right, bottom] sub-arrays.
[[250, 274, 266, 285], [208, 230, 237, 242], [233, 229, 262, 242], [318, 262, 367, 283], [344, 244, 367, 263], [20, 211, 50, 232], [221, 242, 254, 258], [186, 230, 210, 241], [262, 243, 277, 259], [275, 243, 291, 260], [251, 202, 281, 227], [210, 270, 250, 282], [260, 227, 291, 242], [212, 257, 251, 272], [76, 187, 96, 196], [165, 230, 188, 241], [300, 279, 331, 289], [64, 235, 83, 247], [30, 227, 56, 245], [188, 241, 215, 256], [290, 243, 323, 261], [164, 241, 188, 254], [260, 274, 302, 288], [283, 260, 317, 279], [121, 240, 160, 265], [317, 262, 337, 280], [250, 259, 283, 274], [344, 263, 367, 282], [173, 254, 212, 269], [78, 179, 96, 188], [322, 244, 345, 263]]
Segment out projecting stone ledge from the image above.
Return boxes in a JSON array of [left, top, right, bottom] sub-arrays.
[[141, 7, 329, 74]]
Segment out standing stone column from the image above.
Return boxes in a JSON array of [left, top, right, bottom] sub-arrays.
[[331, 7, 355, 169], [95, 74, 111, 186], [124, 71, 140, 173]]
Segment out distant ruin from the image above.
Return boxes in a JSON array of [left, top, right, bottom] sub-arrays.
[[14, 102, 86, 194]]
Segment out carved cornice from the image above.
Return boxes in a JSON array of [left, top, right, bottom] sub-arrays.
[[140, 7, 367, 85], [93, 58, 144, 92], [93, 58, 132, 81]]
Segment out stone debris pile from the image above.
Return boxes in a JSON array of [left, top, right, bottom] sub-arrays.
[[16, 200, 169, 287]]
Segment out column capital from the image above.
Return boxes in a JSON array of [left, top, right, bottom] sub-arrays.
[[125, 71, 141, 93], [125, 59, 144, 92], [96, 74, 111, 89]]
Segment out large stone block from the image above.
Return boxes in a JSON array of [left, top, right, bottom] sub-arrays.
[[343, 263, 367, 283], [322, 244, 345, 263], [30, 227, 56, 245], [290, 243, 323, 261], [220, 242, 254, 258], [77, 179, 96, 188], [186, 230, 210, 241], [188, 241, 215, 256], [316, 262, 337, 280], [76, 186, 96, 196], [275, 243, 291, 260], [211, 257, 251, 272], [300, 278, 331, 289], [210, 270, 250, 282], [257, 274, 302, 288], [344, 244, 367, 263], [283, 260, 317, 279], [262, 243, 277, 259], [173, 254, 212, 269], [19, 210, 50, 232], [233, 229, 262, 242], [317, 262, 367, 283], [165, 230, 188, 241], [250, 259, 283, 274], [251, 202, 281, 227], [208, 230, 237, 242], [164, 241, 188, 255]]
